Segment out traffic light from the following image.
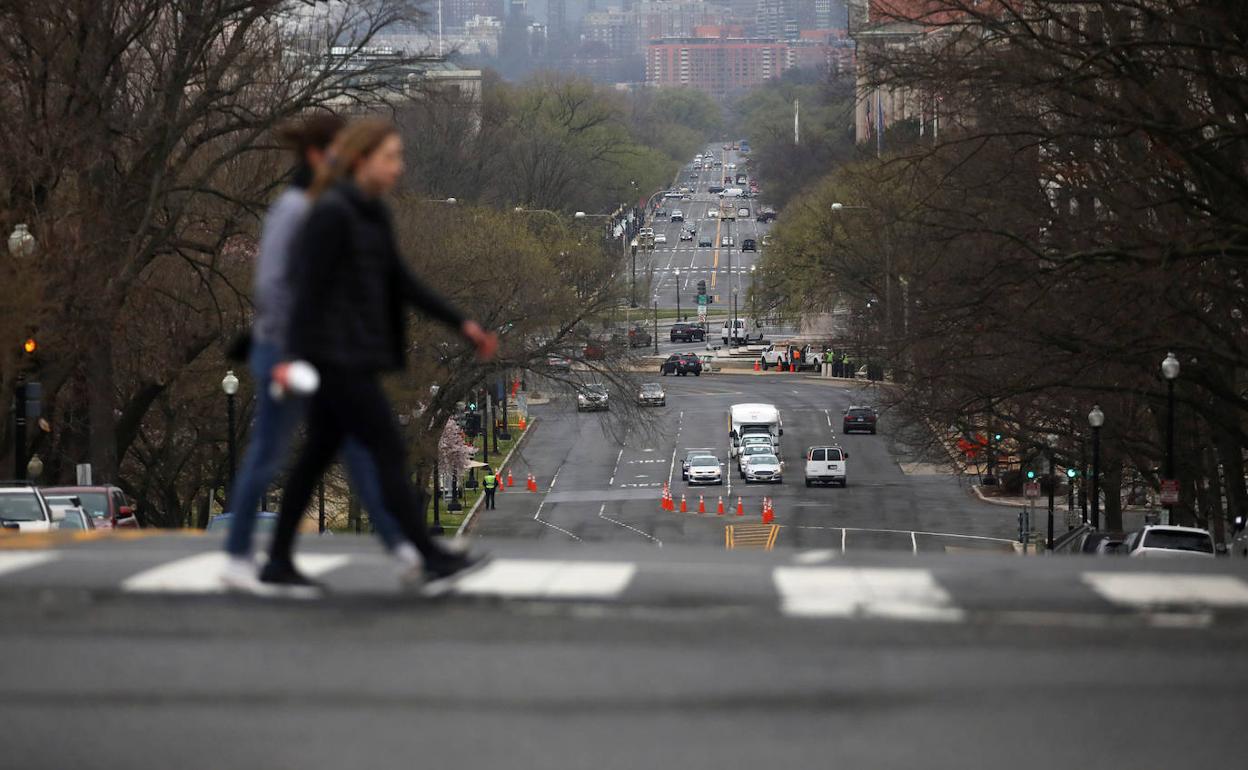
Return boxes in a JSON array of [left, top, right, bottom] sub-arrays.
[[22, 337, 37, 355], [1066, 468, 1078, 479], [993, 433, 1003, 442], [1026, 470, 1036, 480]]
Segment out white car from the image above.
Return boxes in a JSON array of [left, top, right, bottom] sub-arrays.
[[707, 209, 719, 219], [654, 232, 667, 244], [1123, 525, 1215, 559], [742, 453, 782, 483], [737, 207, 750, 218], [805, 445, 848, 487], [679, 229, 694, 241], [576, 384, 609, 412], [737, 442, 774, 475], [720, 235, 734, 247], [687, 455, 724, 485], [0, 484, 54, 532]]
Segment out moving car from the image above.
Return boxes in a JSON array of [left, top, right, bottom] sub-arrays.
[[576, 383, 610, 412], [0, 483, 54, 532], [741, 238, 757, 252], [637, 382, 666, 406], [842, 406, 878, 434], [698, 234, 714, 247], [721, 318, 763, 345], [670, 323, 705, 342], [720, 235, 734, 247], [679, 229, 694, 241], [654, 232, 667, 244], [741, 452, 783, 483], [655, 208, 668, 219], [627, 325, 652, 348], [756, 209, 777, 223], [737, 442, 775, 476], [660, 353, 703, 376], [804, 445, 848, 487], [671, 210, 684, 222], [207, 511, 278, 533], [546, 354, 573, 371], [682, 449, 718, 480], [1123, 525, 1215, 558], [708, 185, 724, 194], [42, 484, 139, 530], [737, 207, 750, 218], [687, 455, 724, 485], [707, 208, 719, 219]]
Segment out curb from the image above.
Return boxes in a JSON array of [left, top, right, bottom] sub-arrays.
[[455, 418, 536, 538], [971, 483, 1030, 508]]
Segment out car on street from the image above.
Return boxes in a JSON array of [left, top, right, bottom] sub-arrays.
[[637, 382, 666, 407], [207, 511, 278, 533], [679, 229, 694, 241], [576, 383, 610, 412], [655, 207, 668, 219], [842, 406, 878, 434], [741, 238, 757, 252], [583, 340, 607, 360], [0, 483, 55, 532], [707, 208, 719, 219], [761, 233, 772, 246], [804, 445, 848, 487], [737, 442, 775, 475], [737, 207, 750, 218], [708, 185, 724, 194], [698, 234, 714, 247], [671, 210, 684, 222], [741, 452, 783, 483], [48, 502, 95, 531], [627, 325, 652, 348], [653, 232, 667, 244], [682, 449, 717, 479], [720, 235, 734, 247], [1122, 525, 1215, 558], [670, 323, 705, 342], [546, 354, 573, 371], [42, 484, 139, 529], [1079, 531, 1127, 555], [687, 455, 724, 485], [756, 209, 777, 223], [660, 353, 702, 376]]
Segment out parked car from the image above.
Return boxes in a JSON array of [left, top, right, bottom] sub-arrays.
[[637, 382, 666, 407], [48, 502, 95, 531], [576, 383, 610, 412], [670, 323, 706, 343], [583, 340, 607, 360], [660, 353, 703, 376], [1079, 531, 1127, 554], [42, 484, 139, 530], [687, 455, 724, 485], [741, 452, 783, 483], [207, 511, 278, 533], [628, 325, 652, 348], [737, 442, 776, 476], [671, 210, 684, 222], [804, 445, 848, 487], [756, 209, 777, 223], [842, 406, 878, 434], [741, 238, 757, 252], [546, 354, 573, 371], [0, 483, 55, 532], [1123, 525, 1215, 558]]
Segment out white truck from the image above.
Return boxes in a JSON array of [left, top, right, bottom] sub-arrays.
[[721, 318, 763, 346], [728, 403, 782, 458], [760, 342, 818, 370]]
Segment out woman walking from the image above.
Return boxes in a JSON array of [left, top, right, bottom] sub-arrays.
[[262, 118, 497, 592]]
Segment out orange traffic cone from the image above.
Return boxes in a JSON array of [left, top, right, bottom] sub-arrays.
[[506, 469, 514, 487], [753, 359, 760, 372], [762, 497, 774, 524], [789, 361, 796, 373], [698, 495, 706, 514], [680, 494, 687, 513], [736, 496, 744, 516], [528, 474, 538, 492], [518, 416, 527, 431], [716, 496, 725, 515]]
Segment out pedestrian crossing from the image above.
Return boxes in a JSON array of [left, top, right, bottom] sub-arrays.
[[4, 548, 1248, 625]]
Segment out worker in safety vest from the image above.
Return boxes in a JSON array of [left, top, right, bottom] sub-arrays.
[[482, 466, 498, 510]]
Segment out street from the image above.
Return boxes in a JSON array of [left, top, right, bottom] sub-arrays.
[[473, 373, 1018, 552]]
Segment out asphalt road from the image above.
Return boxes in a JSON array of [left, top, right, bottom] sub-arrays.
[[473, 374, 1018, 551]]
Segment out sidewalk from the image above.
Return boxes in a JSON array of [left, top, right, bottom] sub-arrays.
[[971, 485, 1157, 531]]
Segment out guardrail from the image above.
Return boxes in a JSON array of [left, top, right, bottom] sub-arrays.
[[1051, 523, 1092, 553]]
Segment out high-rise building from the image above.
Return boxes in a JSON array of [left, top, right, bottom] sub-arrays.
[[445, 0, 506, 29], [645, 32, 790, 99]]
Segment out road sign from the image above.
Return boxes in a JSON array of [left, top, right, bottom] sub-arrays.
[[697, 294, 707, 305], [1023, 482, 1041, 498], [1160, 479, 1180, 505], [697, 303, 707, 321]]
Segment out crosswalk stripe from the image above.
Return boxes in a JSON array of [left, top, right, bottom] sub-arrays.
[[0, 550, 58, 578], [122, 552, 350, 593], [1082, 572, 1248, 608], [444, 558, 636, 599], [773, 567, 964, 622]]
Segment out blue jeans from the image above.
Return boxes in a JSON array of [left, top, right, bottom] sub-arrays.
[[224, 341, 404, 556]]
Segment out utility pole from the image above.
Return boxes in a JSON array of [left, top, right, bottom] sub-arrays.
[[794, 98, 799, 145]]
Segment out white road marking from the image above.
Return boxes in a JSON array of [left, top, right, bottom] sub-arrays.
[[793, 549, 837, 564], [598, 503, 663, 546], [841, 528, 847, 554], [447, 558, 635, 598], [122, 552, 348, 594], [667, 411, 683, 487], [532, 500, 582, 542], [608, 447, 624, 487], [774, 567, 964, 622], [547, 467, 561, 492], [1083, 573, 1248, 609], [911, 531, 918, 554], [0, 551, 58, 577], [824, 409, 832, 428]]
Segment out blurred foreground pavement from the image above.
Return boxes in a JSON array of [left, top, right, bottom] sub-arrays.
[[2, 532, 1247, 769]]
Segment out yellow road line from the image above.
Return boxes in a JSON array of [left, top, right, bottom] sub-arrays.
[[0, 529, 193, 550], [725, 522, 777, 550]]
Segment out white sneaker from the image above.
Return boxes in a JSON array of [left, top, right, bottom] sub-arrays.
[[220, 556, 270, 595]]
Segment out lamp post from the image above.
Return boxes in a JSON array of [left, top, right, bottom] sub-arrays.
[[221, 370, 240, 487], [1161, 351, 1180, 518], [8, 223, 36, 258], [9, 224, 37, 480], [675, 268, 681, 321], [631, 242, 638, 308], [1046, 434, 1057, 551], [749, 264, 757, 321], [1088, 405, 1104, 530], [425, 197, 457, 205]]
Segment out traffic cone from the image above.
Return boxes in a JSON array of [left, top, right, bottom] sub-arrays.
[[789, 361, 796, 373], [762, 498, 774, 524], [506, 469, 514, 487], [680, 494, 687, 513], [736, 496, 744, 516], [717, 496, 725, 515], [753, 359, 760, 372], [518, 416, 527, 431], [698, 495, 706, 514], [528, 474, 538, 492]]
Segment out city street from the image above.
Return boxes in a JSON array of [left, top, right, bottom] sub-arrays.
[[472, 373, 1019, 552]]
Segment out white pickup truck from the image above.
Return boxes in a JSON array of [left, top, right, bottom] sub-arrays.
[[721, 319, 763, 346], [760, 343, 819, 371]]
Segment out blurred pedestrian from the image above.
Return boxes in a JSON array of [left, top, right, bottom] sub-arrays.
[[263, 117, 497, 593], [482, 466, 497, 510], [219, 114, 410, 594]]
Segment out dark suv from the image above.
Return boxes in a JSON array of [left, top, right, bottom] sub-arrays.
[[841, 406, 878, 434], [661, 353, 703, 376], [41, 485, 140, 529], [741, 238, 757, 252], [670, 323, 705, 343]]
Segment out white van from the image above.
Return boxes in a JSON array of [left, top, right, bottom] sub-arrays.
[[728, 403, 782, 458], [805, 445, 848, 487]]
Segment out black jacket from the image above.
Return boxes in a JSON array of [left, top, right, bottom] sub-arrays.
[[287, 181, 466, 370]]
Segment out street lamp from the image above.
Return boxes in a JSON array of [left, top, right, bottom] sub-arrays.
[[8, 223, 36, 258], [425, 197, 456, 205], [1161, 352, 1180, 510], [25, 453, 43, 480], [749, 264, 757, 322], [221, 370, 240, 487], [1046, 433, 1058, 551], [1088, 405, 1105, 530], [674, 267, 681, 321]]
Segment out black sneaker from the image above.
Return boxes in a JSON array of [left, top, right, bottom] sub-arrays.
[[258, 560, 325, 599], [418, 552, 492, 596]]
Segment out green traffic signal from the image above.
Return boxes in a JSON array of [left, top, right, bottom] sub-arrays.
[[1026, 470, 1036, 479], [1066, 468, 1077, 479]]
